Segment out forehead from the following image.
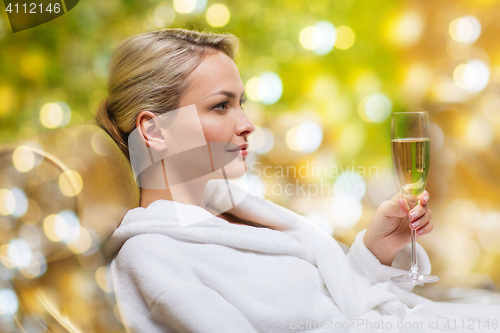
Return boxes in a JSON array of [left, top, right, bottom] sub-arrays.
[[182, 51, 244, 99]]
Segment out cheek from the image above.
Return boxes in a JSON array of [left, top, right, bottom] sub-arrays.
[[200, 115, 233, 143]]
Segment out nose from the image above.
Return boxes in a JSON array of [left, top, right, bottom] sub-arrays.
[[235, 110, 255, 138]]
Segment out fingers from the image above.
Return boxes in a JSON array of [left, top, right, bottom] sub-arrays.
[[416, 220, 433, 238], [386, 191, 431, 219], [409, 198, 431, 221], [409, 209, 433, 230], [413, 191, 432, 236], [419, 191, 430, 206]]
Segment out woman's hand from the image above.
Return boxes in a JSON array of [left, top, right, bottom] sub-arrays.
[[363, 191, 433, 266]]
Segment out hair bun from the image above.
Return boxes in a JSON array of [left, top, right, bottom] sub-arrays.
[[96, 98, 129, 158]]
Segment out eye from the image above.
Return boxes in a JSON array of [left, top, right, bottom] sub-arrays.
[[240, 97, 247, 110], [213, 101, 229, 111]]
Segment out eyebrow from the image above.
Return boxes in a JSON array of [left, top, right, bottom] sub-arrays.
[[203, 90, 246, 100]]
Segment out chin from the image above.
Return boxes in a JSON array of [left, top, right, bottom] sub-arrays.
[[223, 159, 247, 180]]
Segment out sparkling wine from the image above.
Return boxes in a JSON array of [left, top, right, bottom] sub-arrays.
[[390, 112, 438, 284], [391, 138, 430, 200]]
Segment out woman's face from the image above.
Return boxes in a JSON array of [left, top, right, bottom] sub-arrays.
[[177, 50, 255, 179]]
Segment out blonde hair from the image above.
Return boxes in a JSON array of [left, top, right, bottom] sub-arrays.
[[95, 28, 240, 158]]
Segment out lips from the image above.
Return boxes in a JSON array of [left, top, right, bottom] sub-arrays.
[[227, 143, 248, 152]]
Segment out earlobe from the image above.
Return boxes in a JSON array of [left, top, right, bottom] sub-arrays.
[[148, 126, 168, 152], [137, 111, 168, 152], [145, 122, 168, 152]]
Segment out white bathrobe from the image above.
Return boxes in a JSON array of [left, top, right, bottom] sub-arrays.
[[104, 180, 500, 333]]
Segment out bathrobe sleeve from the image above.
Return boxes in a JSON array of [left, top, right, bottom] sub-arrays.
[[110, 234, 258, 333], [345, 229, 432, 292]]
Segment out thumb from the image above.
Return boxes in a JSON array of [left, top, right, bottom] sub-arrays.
[[380, 193, 409, 218], [397, 198, 409, 217], [377, 198, 408, 219]]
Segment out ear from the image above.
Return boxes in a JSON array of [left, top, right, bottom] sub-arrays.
[[136, 111, 168, 152]]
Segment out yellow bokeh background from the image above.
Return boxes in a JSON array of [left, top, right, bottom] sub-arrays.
[[1, 0, 500, 331]]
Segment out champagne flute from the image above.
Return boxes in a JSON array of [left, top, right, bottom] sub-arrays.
[[390, 111, 439, 284]]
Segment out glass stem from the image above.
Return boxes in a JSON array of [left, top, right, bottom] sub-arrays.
[[409, 198, 421, 276], [409, 228, 420, 275]]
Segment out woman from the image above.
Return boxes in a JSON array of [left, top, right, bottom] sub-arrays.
[[98, 28, 499, 332]]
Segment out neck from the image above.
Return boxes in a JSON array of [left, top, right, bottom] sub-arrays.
[[140, 182, 208, 208], [140, 188, 173, 208], [139, 175, 256, 227], [138, 161, 216, 209]]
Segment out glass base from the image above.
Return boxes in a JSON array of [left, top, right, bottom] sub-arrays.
[[391, 273, 439, 284]]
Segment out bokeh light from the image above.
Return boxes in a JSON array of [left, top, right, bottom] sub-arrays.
[[299, 26, 320, 51], [173, 0, 196, 14], [192, 0, 207, 14], [449, 16, 481, 44], [432, 76, 466, 103], [245, 72, 282, 105], [0, 189, 15, 216], [0, 288, 18, 316], [43, 214, 68, 242], [480, 93, 500, 124], [358, 93, 392, 123], [12, 146, 35, 173], [453, 60, 490, 93], [333, 171, 366, 200], [463, 115, 494, 150], [334, 26, 355, 50], [478, 212, 500, 253], [286, 121, 323, 153], [7, 238, 32, 268], [206, 4, 230, 27], [67, 227, 93, 254], [299, 21, 337, 55], [95, 266, 113, 293], [387, 11, 424, 47], [153, 3, 176, 27], [9, 187, 28, 218], [259, 73, 283, 105], [248, 126, 274, 154], [39, 102, 71, 129], [58, 169, 83, 197], [60, 210, 82, 244]]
